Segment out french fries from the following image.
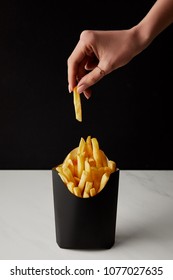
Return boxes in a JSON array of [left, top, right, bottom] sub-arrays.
[[73, 86, 82, 122], [55, 136, 117, 198]]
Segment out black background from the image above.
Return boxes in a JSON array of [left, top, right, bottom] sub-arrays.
[[0, 0, 173, 170]]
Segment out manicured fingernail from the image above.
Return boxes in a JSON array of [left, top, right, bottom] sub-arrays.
[[68, 84, 72, 93], [84, 92, 91, 99], [77, 85, 85, 94]]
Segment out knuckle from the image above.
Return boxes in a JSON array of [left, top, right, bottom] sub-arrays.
[[80, 30, 96, 45], [90, 75, 99, 84]]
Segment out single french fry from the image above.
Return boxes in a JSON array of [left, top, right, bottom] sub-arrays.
[[98, 172, 110, 193], [78, 137, 86, 154], [84, 181, 93, 195], [73, 187, 82, 197], [73, 86, 82, 122], [83, 181, 93, 198], [84, 158, 90, 171], [84, 159, 93, 181], [90, 187, 96, 197], [86, 135, 93, 157], [91, 167, 100, 192], [78, 170, 88, 192], [100, 149, 108, 167], [91, 137, 102, 168], [67, 181, 75, 194], [108, 160, 116, 173], [63, 166, 76, 184], [77, 152, 85, 178], [62, 158, 75, 175], [83, 191, 90, 198], [58, 172, 68, 185], [63, 152, 71, 166], [55, 164, 63, 173]]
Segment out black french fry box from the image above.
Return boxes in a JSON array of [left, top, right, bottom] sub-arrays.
[[52, 168, 119, 249]]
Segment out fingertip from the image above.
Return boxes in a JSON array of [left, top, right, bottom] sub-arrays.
[[68, 84, 72, 93], [83, 90, 92, 99]]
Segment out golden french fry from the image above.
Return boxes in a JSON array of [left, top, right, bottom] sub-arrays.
[[63, 166, 76, 184], [78, 170, 88, 192], [84, 158, 90, 171], [83, 192, 90, 198], [63, 153, 71, 166], [90, 187, 96, 197], [86, 135, 93, 157], [73, 187, 82, 198], [108, 160, 116, 173], [98, 172, 110, 193], [77, 152, 85, 178], [100, 150, 108, 167], [67, 181, 75, 194], [73, 86, 82, 122], [91, 167, 100, 192], [78, 137, 86, 154], [91, 137, 102, 168], [58, 172, 68, 185], [84, 181, 93, 196], [55, 164, 63, 173], [84, 159, 93, 182], [62, 158, 74, 174]]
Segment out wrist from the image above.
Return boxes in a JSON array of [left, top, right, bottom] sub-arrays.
[[130, 24, 153, 56]]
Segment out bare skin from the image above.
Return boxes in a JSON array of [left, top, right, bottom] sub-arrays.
[[67, 0, 173, 99]]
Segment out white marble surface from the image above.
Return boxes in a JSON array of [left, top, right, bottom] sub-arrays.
[[0, 170, 173, 260]]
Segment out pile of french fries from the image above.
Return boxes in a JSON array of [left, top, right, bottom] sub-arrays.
[[55, 136, 117, 198]]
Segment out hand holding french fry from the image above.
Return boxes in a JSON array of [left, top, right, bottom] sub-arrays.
[[55, 136, 117, 198]]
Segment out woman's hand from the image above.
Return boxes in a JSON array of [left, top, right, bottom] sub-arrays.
[[67, 0, 173, 99], [67, 28, 143, 98]]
